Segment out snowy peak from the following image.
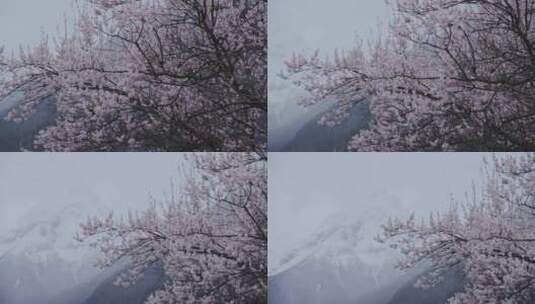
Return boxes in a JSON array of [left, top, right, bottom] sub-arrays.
[[271, 212, 363, 276], [0, 201, 108, 303], [271, 193, 406, 277], [0, 200, 106, 263]]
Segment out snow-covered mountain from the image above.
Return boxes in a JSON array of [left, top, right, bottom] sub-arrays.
[[0, 199, 172, 304], [268, 214, 403, 304], [269, 195, 409, 304], [0, 201, 100, 261], [0, 200, 106, 303], [270, 192, 405, 277], [268, 195, 465, 304]]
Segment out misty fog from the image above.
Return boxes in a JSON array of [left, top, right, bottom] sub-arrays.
[[268, 153, 492, 304], [0, 153, 183, 304], [268, 0, 389, 151], [0, 0, 74, 53]]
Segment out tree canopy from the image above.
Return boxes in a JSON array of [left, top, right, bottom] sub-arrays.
[[0, 0, 266, 151], [284, 0, 535, 151]]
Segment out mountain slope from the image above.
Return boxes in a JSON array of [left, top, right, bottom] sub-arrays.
[[268, 196, 468, 304], [268, 252, 406, 304], [0, 97, 56, 151], [45, 262, 167, 304], [268, 204, 401, 304], [84, 263, 166, 304], [269, 257, 465, 304], [0, 201, 104, 303], [386, 269, 464, 304], [0, 195, 175, 304], [278, 101, 370, 152]]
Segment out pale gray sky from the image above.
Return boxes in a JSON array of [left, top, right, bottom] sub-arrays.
[[269, 0, 390, 56], [268, 153, 493, 270], [0, 0, 75, 53], [0, 153, 185, 233]]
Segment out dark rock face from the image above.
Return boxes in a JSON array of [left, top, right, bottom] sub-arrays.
[[386, 269, 464, 304], [0, 97, 56, 151], [83, 264, 166, 304], [47, 279, 100, 304], [279, 101, 371, 152]]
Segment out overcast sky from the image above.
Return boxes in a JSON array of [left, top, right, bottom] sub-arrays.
[[0, 153, 185, 233], [268, 153, 494, 270], [269, 0, 390, 56], [0, 0, 75, 53]]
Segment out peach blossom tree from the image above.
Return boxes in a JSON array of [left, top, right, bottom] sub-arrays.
[[76, 152, 267, 303], [379, 153, 535, 303], [284, 0, 535, 151], [0, 0, 266, 151]]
